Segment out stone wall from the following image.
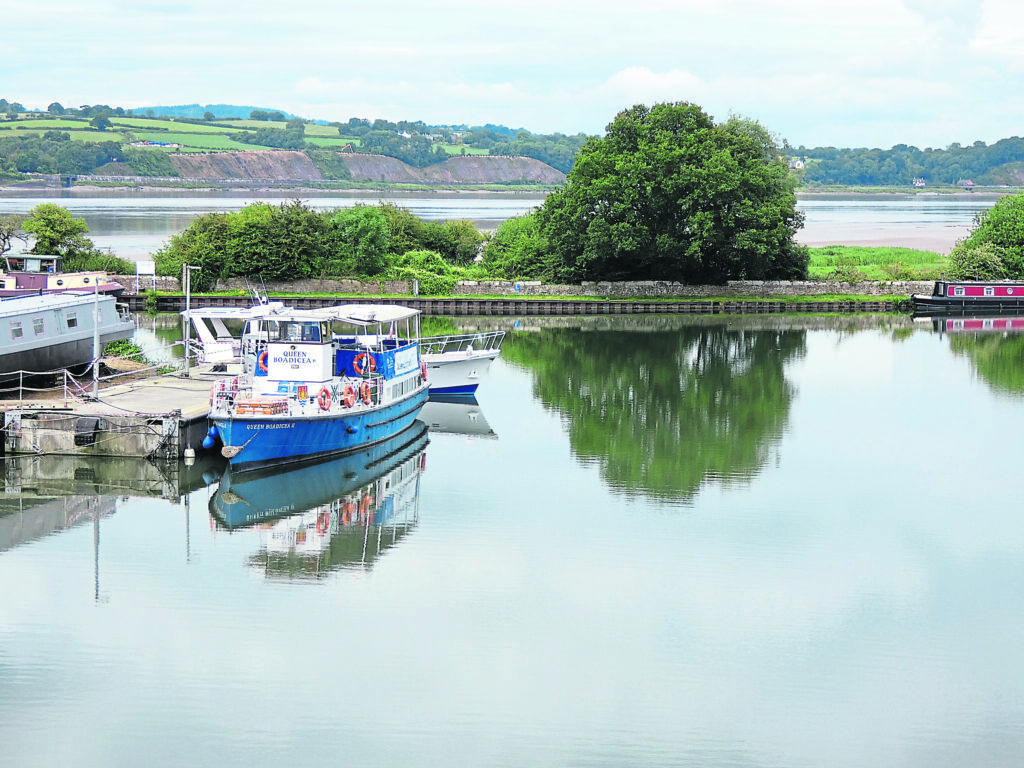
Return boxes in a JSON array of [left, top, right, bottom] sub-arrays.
[[452, 279, 934, 297], [114, 275, 932, 298]]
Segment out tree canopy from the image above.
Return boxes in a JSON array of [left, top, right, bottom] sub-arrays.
[[946, 192, 1024, 279], [22, 203, 94, 256], [535, 103, 808, 284]]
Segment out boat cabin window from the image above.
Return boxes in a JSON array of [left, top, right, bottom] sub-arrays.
[[985, 286, 995, 296], [33, 318, 44, 335], [10, 321, 23, 340], [266, 320, 324, 343], [66, 312, 78, 329], [4, 256, 61, 273], [954, 286, 965, 296]]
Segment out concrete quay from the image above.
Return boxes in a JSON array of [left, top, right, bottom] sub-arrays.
[[1, 369, 223, 460]]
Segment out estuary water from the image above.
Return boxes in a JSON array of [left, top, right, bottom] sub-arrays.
[[0, 191, 1002, 260], [3, 314, 1024, 767]]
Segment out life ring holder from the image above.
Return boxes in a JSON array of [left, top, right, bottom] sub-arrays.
[[360, 381, 372, 405], [353, 352, 377, 376], [257, 349, 269, 373], [317, 387, 331, 411], [341, 384, 356, 408]]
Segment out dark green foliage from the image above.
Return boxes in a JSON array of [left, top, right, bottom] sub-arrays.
[[120, 148, 178, 176], [305, 148, 352, 180], [417, 219, 485, 266], [63, 251, 134, 275], [155, 200, 331, 290], [537, 102, 808, 284], [489, 133, 587, 173], [947, 192, 1024, 278], [799, 138, 1024, 186], [502, 323, 805, 500], [230, 127, 307, 149], [390, 250, 459, 295], [356, 131, 447, 167], [324, 205, 390, 275], [23, 203, 94, 256], [946, 242, 1009, 280], [481, 212, 557, 279]]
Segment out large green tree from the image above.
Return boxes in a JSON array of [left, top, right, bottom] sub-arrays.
[[537, 102, 808, 284], [946, 192, 1024, 279], [22, 203, 94, 256]]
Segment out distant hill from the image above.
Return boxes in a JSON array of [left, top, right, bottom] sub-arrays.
[[133, 104, 301, 120]]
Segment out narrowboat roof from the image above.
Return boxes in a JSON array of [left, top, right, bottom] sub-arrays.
[[0, 290, 116, 318]]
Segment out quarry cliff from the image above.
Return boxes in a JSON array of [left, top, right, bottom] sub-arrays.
[[168, 151, 565, 185]]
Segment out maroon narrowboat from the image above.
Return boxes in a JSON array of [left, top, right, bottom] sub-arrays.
[[911, 279, 1024, 313]]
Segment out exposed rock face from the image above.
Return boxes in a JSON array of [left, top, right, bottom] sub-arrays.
[[167, 150, 564, 185], [170, 150, 323, 180]]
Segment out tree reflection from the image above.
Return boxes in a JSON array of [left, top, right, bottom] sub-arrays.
[[949, 332, 1024, 397], [504, 320, 805, 501]]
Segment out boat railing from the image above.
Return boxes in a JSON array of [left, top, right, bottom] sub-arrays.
[[419, 330, 505, 356]]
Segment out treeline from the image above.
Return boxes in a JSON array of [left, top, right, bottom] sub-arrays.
[[0, 132, 178, 176], [798, 138, 1024, 186], [155, 201, 489, 295], [335, 117, 587, 172]]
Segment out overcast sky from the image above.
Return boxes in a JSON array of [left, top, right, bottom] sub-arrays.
[[6, 0, 1024, 149]]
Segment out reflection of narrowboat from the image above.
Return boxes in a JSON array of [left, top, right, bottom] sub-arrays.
[[921, 313, 1024, 335], [209, 421, 429, 577], [911, 279, 1024, 314]]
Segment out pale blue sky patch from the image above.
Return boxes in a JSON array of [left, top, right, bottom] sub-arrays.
[[7, 0, 1024, 149]]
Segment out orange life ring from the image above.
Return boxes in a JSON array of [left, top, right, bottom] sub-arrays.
[[341, 502, 353, 525], [317, 387, 331, 411], [341, 384, 356, 408], [359, 493, 371, 520], [257, 349, 269, 373], [353, 352, 377, 376], [316, 512, 329, 535], [360, 381, 372, 405]]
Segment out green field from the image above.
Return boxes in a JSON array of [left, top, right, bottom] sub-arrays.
[[807, 245, 947, 281]]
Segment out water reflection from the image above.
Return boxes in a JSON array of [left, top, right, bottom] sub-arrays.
[[420, 396, 497, 439], [937, 317, 1024, 397], [209, 422, 429, 578], [504, 318, 805, 501]]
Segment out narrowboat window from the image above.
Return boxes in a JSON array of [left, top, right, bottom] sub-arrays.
[[67, 313, 78, 329], [33, 317, 44, 335], [11, 321, 23, 340], [985, 286, 995, 296], [954, 287, 965, 296]]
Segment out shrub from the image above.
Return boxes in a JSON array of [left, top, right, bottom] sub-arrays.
[[946, 241, 1008, 280]]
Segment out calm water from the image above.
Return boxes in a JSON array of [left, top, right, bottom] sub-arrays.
[[3, 314, 1024, 767], [0, 192, 1000, 259]]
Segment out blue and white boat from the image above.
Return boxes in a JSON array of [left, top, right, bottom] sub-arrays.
[[420, 330, 504, 396], [202, 303, 429, 472]]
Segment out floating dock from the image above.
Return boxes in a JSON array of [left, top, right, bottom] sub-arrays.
[[2, 371, 218, 460]]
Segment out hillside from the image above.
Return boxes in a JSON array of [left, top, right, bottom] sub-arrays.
[[168, 151, 565, 185]]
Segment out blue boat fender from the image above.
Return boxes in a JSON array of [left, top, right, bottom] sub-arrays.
[[202, 424, 220, 449]]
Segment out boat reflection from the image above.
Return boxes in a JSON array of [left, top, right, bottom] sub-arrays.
[[419, 395, 497, 439], [209, 422, 429, 578], [922, 314, 1024, 334]]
